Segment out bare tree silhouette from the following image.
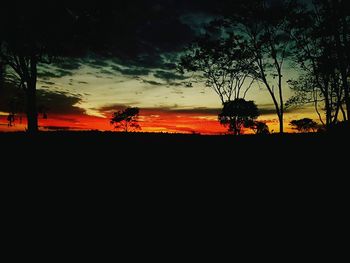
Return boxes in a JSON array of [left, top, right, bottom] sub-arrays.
[[288, 0, 350, 129], [0, 3, 84, 133], [179, 33, 256, 105], [0, 3, 129, 133], [207, 0, 302, 133]]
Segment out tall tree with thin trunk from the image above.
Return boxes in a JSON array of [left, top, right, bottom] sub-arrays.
[[213, 0, 301, 133], [0, 3, 83, 133], [288, 0, 349, 128], [325, 0, 350, 121], [0, 2, 118, 133]]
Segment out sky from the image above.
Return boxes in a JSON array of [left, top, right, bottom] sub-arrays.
[[0, 0, 316, 134]]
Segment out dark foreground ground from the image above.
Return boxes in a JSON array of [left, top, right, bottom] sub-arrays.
[[1, 131, 348, 168], [2, 131, 348, 198], [1, 131, 347, 236]]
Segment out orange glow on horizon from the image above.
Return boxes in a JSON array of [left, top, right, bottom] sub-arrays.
[[0, 110, 305, 134], [0, 111, 228, 134]]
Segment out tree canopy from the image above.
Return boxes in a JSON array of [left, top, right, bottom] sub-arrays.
[[111, 107, 141, 132], [290, 118, 318, 133], [219, 99, 259, 135]]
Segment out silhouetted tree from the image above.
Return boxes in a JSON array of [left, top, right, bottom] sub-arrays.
[[211, 0, 301, 133], [219, 99, 259, 135], [0, 3, 124, 133], [325, 0, 350, 121], [111, 107, 141, 132], [0, 3, 85, 133], [251, 121, 270, 135], [286, 73, 343, 129], [288, 0, 349, 130], [179, 33, 256, 105], [290, 118, 318, 133]]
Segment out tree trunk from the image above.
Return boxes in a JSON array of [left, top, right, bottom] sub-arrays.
[[278, 69, 284, 134], [232, 117, 239, 136], [258, 65, 283, 134], [278, 112, 283, 134], [325, 97, 332, 129], [279, 113, 284, 134], [25, 57, 38, 134], [340, 7, 350, 121], [337, 52, 350, 121], [343, 78, 350, 121], [340, 104, 347, 121], [278, 102, 284, 134], [25, 81, 38, 133], [333, 11, 350, 121]]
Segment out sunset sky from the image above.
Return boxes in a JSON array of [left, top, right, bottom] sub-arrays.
[[0, 0, 316, 134]]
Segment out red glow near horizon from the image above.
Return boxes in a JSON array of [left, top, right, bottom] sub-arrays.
[[0, 110, 228, 134], [0, 109, 297, 134]]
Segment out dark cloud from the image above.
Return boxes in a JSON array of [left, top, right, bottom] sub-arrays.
[[38, 59, 82, 80], [258, 106, 278, 115], [39, 80, 56, 86], [85, 2, 198, 65], [142, 80, 163, 86], [111, 65, 150, 76], [55, 69, 74, 78], [166, 81, 193, 87], [98, 103, 304, 118], [154, 70, 187, 82], [23, 2, 224, 82], [99, 69, 114, 75], [72, 1, 220, 71], [112, 53, 167, 70], [3, 1, 229, 81], [258, 104, 302, 116], [37, 90, 85, 115], [96, 103, 141, 115], [53, 59, 82, 71], [163, 62, 178, 70], [87, 59, 111, 69], [164, 107, 220, 115], [38, 69, 73, 80], [0, 81, 85, 115], [98, 103, 220, 115], [38, 71, 60, 80], [98, 103, 302, 118], [137, 17, 195, 53]]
